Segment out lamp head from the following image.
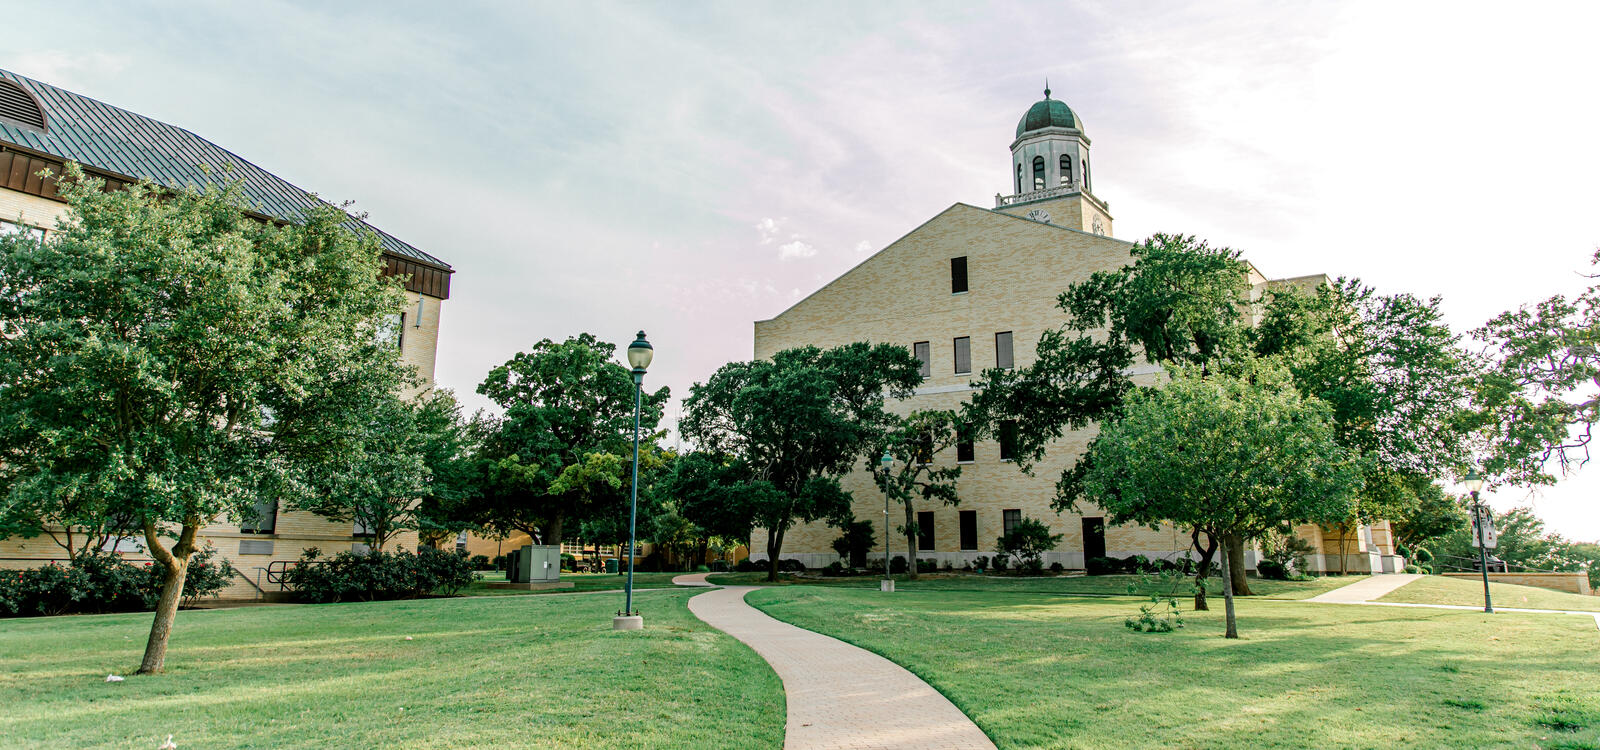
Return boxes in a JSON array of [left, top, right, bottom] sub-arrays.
[[627, 331, 653, 373], [1462, 469, 1485, 494], [880, 451, 894, 469]]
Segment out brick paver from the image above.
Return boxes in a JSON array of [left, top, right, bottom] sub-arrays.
[[688, 586, 996, 750]]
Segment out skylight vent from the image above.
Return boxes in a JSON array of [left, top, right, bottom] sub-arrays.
[[0, 79, 46, 131]]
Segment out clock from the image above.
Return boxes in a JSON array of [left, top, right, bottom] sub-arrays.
[[1092, 217, 1105, 235], [1025, 209, 1051, 224]]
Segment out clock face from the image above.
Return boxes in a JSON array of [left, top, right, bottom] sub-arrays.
[[1092, 217, 1105, 235], [1025, 209, 1051, 224]]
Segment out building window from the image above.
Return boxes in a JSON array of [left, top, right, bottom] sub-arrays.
[[0, 220, 44, 243], [239, 498, 276, 534], [1016, 163, 1023, 194], [1032, 156, 1045, 191], [913, 341, 930, 379], [354, 516, 376, 538], [1060, 155, 1072, 186], [959, 510, 978, 551], [999, 419, 1019, 461], [1003, 509, 1022, 538], [397, 312, 406, 351], [1084, 157, 1091, 191], [917, 511, 935, 551], [951, 256, 968, 294], [956, 438, 974, 463], [953, 336, 971, 375], [995, 331, 1014, 370]]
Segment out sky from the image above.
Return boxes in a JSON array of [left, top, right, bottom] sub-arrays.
[[6, 1, 1599, 541]]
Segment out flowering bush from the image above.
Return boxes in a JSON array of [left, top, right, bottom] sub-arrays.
[[284, 546, 475, 603], [0, 546, 234, 618]]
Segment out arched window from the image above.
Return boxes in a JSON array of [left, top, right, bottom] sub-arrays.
[[1016, 163, 1023, 194], [1083, 158, 1091, 192], [1060, 155, 1072, 187], [1032, 156, 1045, 191]]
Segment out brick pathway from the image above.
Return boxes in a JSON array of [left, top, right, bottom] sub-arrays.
[[687, 586, 996, 750]]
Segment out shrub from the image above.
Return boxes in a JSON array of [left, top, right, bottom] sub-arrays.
[[284, 546, 474, 603], [822, 561, 847, 577], [1049, 561, 1065, 574], [1257, 559, 1290, 580], [777, 558, 808, 573], [996, 517, 1063, 570], [164, 546, 234, 607], [73, 550, 153, 613], [1086, 556, 1118, 575], [991, 554, 1008, 572], [890, 556, 907, 574], [6, 563, 90, 616], [470, 554, 493, 571], [1021, 558, 1045, 575], [973, 555, 990, 572], [1120, 555, 1152, 574], [1404, 564, 1420, 574], [943, 559, 955, 571], [916, 558, 936, 573], [694, 564, 710, 573], [0, 546, 234, 618], [492, 554, 507, 571]]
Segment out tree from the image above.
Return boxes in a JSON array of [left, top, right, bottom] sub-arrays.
[[1471, 251, 1600, 487], [679, 343, 922, 581], [1078, 367, 1360, 637], [830, 520, 876, 568], [868, 410, 964, 579], [470, 334, 668, 546], [0, 166, 409, 673], [1388, 478, 1467, 552], [995, 516, 1062, 572]]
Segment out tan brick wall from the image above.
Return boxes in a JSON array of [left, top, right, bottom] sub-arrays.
[[0, 187, 72, 233], [1441, 572, 1593, 596]]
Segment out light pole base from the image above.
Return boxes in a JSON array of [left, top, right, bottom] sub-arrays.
[[613, 615, 643, 631], [880, 579, 895, 592]]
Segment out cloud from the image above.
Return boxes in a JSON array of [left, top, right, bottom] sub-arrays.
[[755, 217, 784, 244], [778, 240, 817, 260], [854, 240, 872, 253]]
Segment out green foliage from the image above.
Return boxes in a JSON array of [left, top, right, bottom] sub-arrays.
[[1389, 481, 1469, 549], [0, 547, 231, 618], [830, 520, 875, 566], [870, 409, 965, 577], [1080, 366, 1361, 635], [679, 342, 922, 579], [995, 517, 1062, 572], [1124, 570, 1188, 633], [469, 333, 670, 545], [284, 546, 475, 603], [1435, 505, 1600, 587]]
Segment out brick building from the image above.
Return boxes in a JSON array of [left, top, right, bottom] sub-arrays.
[[750, 89, 1402, 574], [0, 69, 454, 598]]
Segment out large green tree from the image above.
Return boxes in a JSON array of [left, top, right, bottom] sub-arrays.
[[679, 343, 921, 581], [1079, 367, 1360, 637], [0, 166, 410, 673], [470, 334, 668, 546]]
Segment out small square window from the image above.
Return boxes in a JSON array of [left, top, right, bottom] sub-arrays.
[[956, 439, 975, 463]]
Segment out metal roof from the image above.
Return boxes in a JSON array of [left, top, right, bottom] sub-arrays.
[[0, 68, 449, 270]]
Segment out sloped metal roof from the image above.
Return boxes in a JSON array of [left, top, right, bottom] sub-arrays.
[[0, 68, 449, 270]]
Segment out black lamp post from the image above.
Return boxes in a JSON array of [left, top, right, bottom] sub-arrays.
[[1463, 469, 1492, 614], [880, 451, 894, 593], [614, 331, 653, 631]]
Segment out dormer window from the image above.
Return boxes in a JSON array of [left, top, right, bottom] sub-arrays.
[[0, 79, 47, 132]]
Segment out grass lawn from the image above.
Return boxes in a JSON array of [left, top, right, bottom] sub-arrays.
[[1380, 575, 1600, 612], [708, 571, 1362, 600], [463, 571, 684, 597], [748, 586, 1600, 749], [0, 589, 783, 749]]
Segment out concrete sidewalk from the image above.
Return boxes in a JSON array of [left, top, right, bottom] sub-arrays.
[[1306, 573, 1422, 603], [687, 586, 995, 750]]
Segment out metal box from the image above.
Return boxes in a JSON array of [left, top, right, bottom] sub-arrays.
[[511, 545, 562, 583]]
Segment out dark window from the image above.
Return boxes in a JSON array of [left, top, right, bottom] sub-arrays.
[[995, 331, 1014, 369], [951, 256, 968, 293], [1016, 163, 1023, 193], [1060, 155, 1072, 186], [956, 439, 975, 463], [1032, 156, 1046, 190], [999, 419, 1019, 461], [1084, 157, 1091, 191], [1082, 517, 1107, 560], [354, 515, 376, 538], [1003, 509, 1022, 538], [953, 337, 971, 375], [914, 432, 934, 465], [918, 511, 935, 551], [959, 510, 978, 551], [397, 312, 406, 351], [913, 341, 930, 379], [240, 498, 276, 534]]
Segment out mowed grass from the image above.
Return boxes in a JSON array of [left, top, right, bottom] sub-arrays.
[[1380, 575, 1600, 612], [708, 571, 1361, 600], [0, 589, 783, 749], [748, 586, 1600, 749], [464, 571, 684, 597]]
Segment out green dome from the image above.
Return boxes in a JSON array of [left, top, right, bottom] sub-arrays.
[[1016, 91, 1080, 137]]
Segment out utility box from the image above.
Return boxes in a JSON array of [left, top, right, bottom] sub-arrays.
[[510, 545, 562, 584]]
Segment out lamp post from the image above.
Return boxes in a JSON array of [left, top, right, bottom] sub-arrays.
[[880, 451, 894, 593], [614, 331, 653, 631], [1461, 469, 1492, 614]]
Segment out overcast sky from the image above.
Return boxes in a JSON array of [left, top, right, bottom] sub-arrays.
[[8, 1, 1598, 540]]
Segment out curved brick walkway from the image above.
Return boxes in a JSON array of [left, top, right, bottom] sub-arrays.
[[687, 586, 996, 750]]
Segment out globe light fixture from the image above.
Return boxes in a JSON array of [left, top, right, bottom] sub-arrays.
[[614, 331, 652, 631], [1463, 469, 1492, 614]]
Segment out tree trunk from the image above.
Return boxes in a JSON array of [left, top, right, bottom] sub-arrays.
[[545, 515, 563, 552], [1219, 536, 1239, 639], [1337, 522, 1350, 576], [1191, 528, 1217, 611], [765, 526, 786, 582], [137, 519, 198, 675], [1225, 533, 1253, 596], [903, 501, 918, 580]]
